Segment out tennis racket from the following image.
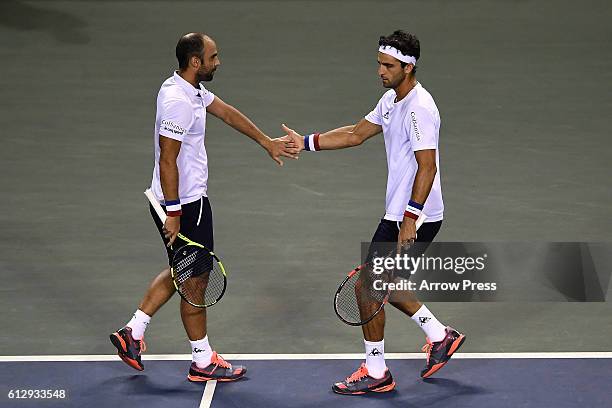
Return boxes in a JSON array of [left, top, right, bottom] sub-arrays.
[[333, 215, 427, 326], [144, 188, 227, 308]]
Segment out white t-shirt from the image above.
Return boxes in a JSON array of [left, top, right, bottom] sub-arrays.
[[150, 72, 215, 204], [364, 82, 444, 222]]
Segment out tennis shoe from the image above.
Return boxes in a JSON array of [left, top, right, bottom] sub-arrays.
[[332, 363, 395, 395], [188, 352, 246, 382], [110, 326, 146, 371], [420, 326, 466, 378]]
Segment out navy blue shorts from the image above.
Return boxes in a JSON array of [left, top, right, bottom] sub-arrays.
[[366, 219, 442, 263], [149, 196, 214, 265]]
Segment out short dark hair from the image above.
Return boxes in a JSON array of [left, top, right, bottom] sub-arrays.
[[378, 30, 420, 73], [176, 33, 206, 70]]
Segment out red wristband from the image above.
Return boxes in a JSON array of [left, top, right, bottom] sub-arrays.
[[313, 133, 321, 151], [403, 210, 419, 220]]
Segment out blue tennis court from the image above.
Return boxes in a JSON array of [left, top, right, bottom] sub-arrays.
[[2, 354, 610, 407]]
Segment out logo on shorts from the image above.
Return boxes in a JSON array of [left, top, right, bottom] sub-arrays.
[[368, 348, 382, 356], [410, 111, 421, 141], [418, 317, 431, 326]]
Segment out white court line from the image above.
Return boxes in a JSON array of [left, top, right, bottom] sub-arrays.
[[1, 352, 612, 362], [289, 183, 325, 196], [199, 380, 216, 408]]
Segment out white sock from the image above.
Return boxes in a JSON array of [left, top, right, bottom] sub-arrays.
[[364, 339, 386, 379], [126, 309, 150, 340], [411, 304, 446, 342], [191, 336, 213, 368]]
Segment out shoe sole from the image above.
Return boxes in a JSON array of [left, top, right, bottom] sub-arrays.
[[109, 333, 144, 371], [188, 373, 246, 382], [421, 333, 466, 379], [332, 381, 396, 395]]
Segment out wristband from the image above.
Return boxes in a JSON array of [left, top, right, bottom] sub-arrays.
[[404, 200, 423, 220], [304, 133, 321, 151], [165, 199, 182, 217]]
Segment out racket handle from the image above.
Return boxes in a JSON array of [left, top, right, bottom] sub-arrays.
[[144, 188, 167, 224], [415, 213, 427, 230]]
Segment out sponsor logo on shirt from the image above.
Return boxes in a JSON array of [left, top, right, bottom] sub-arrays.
[[161, 120, 186, 135], [410, 111, 421, 141], [383, 111, 390, 120]]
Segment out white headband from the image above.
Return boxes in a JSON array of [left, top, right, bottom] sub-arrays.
[[378, 45, 417, 65]]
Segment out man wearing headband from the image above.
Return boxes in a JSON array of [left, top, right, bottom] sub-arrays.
[[282, 30, 465, 395]]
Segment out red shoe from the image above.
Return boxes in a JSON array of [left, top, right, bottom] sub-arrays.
[[421, 326, 466, 378], [109, 326, 146, 371], [332, 363, 396, 395], [187, 352, 246, 382]]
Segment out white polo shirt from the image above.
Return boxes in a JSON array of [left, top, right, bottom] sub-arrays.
[[365, 82, 444, 222], [150, 72, 215, 204]]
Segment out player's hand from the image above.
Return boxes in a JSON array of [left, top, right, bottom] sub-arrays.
[[397, 217, 417, 254], [281, 124, 304, 152], [265, 136, 300, 166], [163, 216, 181, 247]]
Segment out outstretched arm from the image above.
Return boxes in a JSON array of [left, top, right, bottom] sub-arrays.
[[207, 96, 299, 165], [282, 118, 382, 151]]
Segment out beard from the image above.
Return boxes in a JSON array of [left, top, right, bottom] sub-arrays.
[[197, 68, 215, 82], [383, 75, 403, 89], [382, 69, 407, 88]]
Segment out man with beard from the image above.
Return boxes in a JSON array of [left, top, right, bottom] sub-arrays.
[[110, 32, 298, 382], [282, 30, 465, 394]]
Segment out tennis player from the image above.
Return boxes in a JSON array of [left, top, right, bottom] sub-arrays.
[[282, 30, 465, 394], [110, 32, 298, 381]]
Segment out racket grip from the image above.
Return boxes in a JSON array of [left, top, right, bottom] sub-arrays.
[[144, 188, 167, 224], [415, 213, 427, 230]]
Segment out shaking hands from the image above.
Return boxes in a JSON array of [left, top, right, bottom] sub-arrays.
[[265, 124, 305, 166]]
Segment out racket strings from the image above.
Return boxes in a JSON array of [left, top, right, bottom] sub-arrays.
[[172, 246, 225, 307], [335, 265, 392, 325]]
